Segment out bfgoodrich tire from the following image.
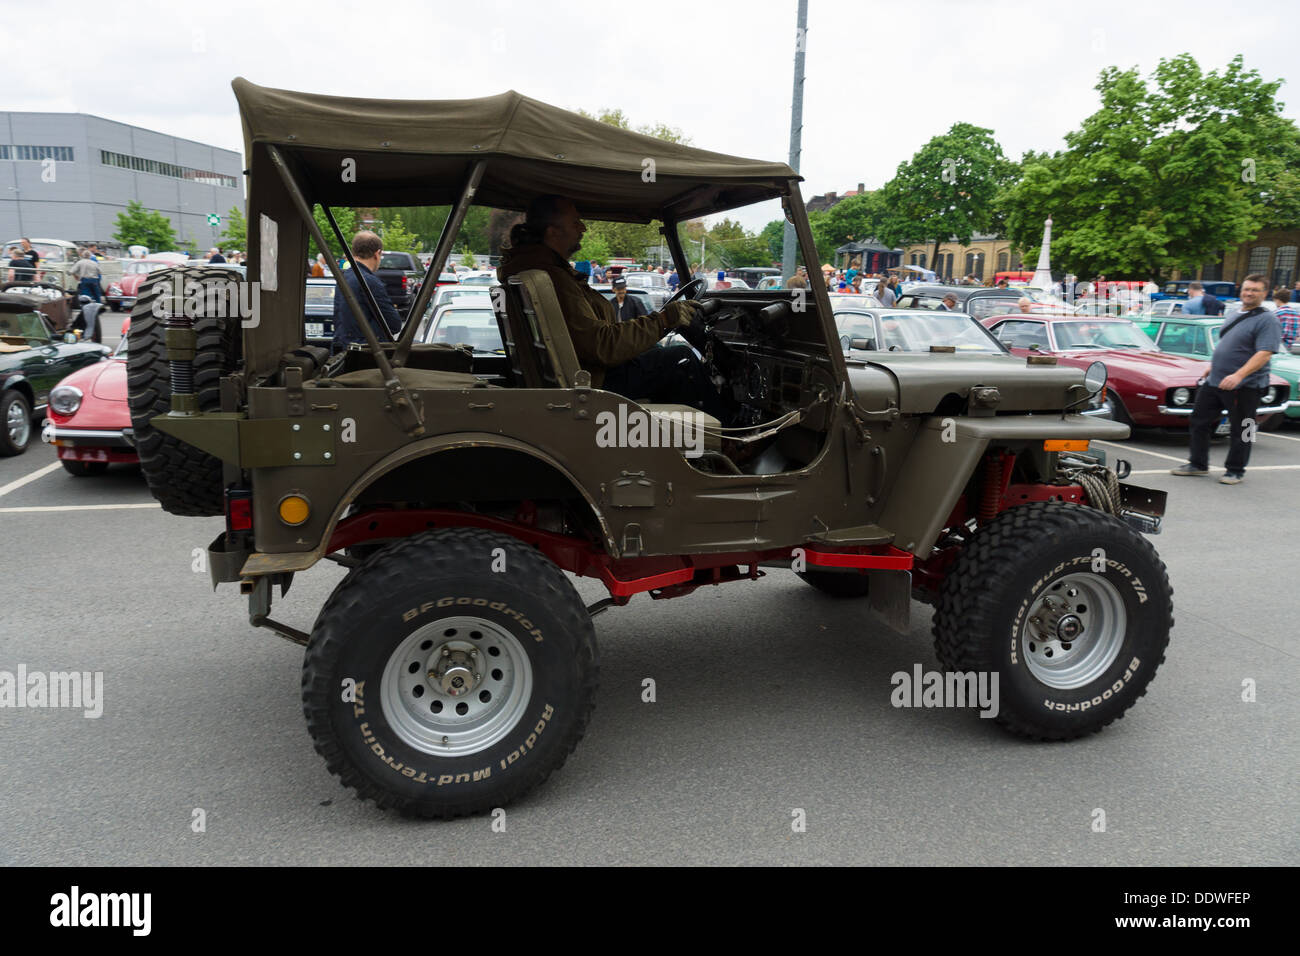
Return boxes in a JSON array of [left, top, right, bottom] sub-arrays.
[[126, 267, 241, 516], [302, 528, 599, 818], [932, 501, 1172, 740]]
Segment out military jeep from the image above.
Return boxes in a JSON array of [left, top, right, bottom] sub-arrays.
[[127, 79, 1172, 818]]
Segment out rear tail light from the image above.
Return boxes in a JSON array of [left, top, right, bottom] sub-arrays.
[[401, 276, 409, 292], [226, 487, 253, 532]]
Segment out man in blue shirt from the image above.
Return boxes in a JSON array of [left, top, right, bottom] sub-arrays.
[[1171, 274, 1282, 483], [1182, 281, 1224, 316], [332, 231, 401, 353]]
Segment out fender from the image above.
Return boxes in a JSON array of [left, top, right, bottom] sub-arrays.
[[240, 432, 617, 576]]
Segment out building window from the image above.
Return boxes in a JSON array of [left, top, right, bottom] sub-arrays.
[[1247, 246, 1271, 274], [1010, 252, 1022, 270], [917, 253, 926, 268], [1200, 259, 1223, 282], [941, 253, 954, 279], [98, 149, 236, 189], [1, 145, 74, 162], [1271, 246, 1296, 289], [997, 251, 1009, 272], [965, 252, 985, 280]]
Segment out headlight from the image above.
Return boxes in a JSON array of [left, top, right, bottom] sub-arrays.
[[1172, 387, 1191, 406], [1262, 386, 1278, 405], [108, 284, 122, 295], [49, 385, 83, 416]]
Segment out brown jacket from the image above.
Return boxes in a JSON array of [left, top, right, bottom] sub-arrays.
[[497, 243, 671, 386]]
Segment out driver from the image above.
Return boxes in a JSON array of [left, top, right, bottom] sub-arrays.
[[497, 195, 727, 420]]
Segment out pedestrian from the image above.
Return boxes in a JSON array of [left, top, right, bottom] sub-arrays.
[[1183, 280, 1223, 316], [6, 246, 31, 283], [1016, 297, 1034, 314], [877, 277, 897, 307], [937, 293, 959, 311], [1170, 274, 1281, 484], [311, 253, 327, 277], [208, 247, 226, 264], [995, 278, 1009, 289], [331, 231, 401, 353], [590, 260, 605, 283], [71, 249, 103, 302], [667, 267, 679, 291], [1291, 280, 1300, 304], [75, 294, 105, 344], [610, 275, 648, 322], [18, 238, 40, 279], [1273, 287, 1299, 351], [87, 243, 107, 261], [849, 275, 864, 295], [786, 275, 807, 289], [846, 258, 860, 285]]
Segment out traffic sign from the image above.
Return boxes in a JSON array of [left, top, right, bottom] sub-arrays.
[[207, 213, 221, 226]]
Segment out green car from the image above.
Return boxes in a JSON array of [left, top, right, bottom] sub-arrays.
[[1, 293, 112, 455], [1132, 312, 1300, 424]]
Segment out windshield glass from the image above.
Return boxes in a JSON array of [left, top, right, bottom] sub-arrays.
[[427, 308, 501, 352], [304, 283, 336, 307], [876, 311, 1003, 352], [1054, 321, 1157, 350]]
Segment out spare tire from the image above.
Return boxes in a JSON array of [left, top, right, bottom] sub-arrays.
[[126, 267, 242, 516]]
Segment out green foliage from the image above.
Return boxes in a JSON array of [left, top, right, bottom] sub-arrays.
[[460, 247, 477, 268], [876, 123, 1015, 263], [112, 200, 176, 251], [1001, 54, 1300, 279], [379, 213, 419, 254], [576, 108, 692, 145], [309, 205, 357, 261], [760, 220, 785, 261], [219, 205, 247, 250], [575, 232, 612, 265]]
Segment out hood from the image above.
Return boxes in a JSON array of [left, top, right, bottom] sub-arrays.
[[847, 353, 1084, 414], [90, 357, 127, 401], [1056, 348, 1206, 382]]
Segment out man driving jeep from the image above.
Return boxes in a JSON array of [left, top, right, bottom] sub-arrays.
[[497, 195, 728, 420]]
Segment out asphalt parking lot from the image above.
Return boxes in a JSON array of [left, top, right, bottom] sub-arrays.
[[2, 351, 1296, 865]]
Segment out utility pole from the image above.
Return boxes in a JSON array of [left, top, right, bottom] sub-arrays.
[[781, 0, 808, 283]]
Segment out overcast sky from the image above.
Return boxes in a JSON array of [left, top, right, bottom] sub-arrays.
[[9, 0, 1298, 232]]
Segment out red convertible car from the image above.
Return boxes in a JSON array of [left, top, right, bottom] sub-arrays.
[[45, 323, 136, 475], [983, 314, 1290, 429]]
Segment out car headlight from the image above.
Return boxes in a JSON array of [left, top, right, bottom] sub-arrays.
[[108, 284, 122, 295], [1262, 386, 1278, 405], [49, 384, 83, 416], [1172, 387, 1191, 406]]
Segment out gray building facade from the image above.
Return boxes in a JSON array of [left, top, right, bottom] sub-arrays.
[[0, 112, 244, 252]]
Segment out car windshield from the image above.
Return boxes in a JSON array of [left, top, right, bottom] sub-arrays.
[[430, 287, 491, 311], [304, 282, 336, 307], [1054, 321, 1157, 350], [459, 274, 497, 286], [0, 310, 50, 339], [378, 253, 412, 270], [874, 311, 1003, 353], [426, 308, 501, 352], [126, 261, 170, 275]]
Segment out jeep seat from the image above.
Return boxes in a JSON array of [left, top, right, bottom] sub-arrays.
[[498, 270, 720, 451]]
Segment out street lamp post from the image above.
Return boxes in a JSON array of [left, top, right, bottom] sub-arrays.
[[7, 187, 22, 235]]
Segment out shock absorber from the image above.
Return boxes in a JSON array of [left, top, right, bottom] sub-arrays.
[[164, 277, 198, 415], [979, 453, 1004, 524]]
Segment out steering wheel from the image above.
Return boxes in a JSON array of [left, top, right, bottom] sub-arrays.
[[661, 277, 707, 308]]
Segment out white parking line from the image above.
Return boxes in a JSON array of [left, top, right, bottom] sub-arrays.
[[1130, 465, 1300, 475], [0, 461, 62, 498], [1259, 431, 1300, 443], [0, 503, 159, 513], [1094, 440, 1185, 463]]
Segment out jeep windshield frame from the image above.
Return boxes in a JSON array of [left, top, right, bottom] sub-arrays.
[[234, 78, 844, 385]]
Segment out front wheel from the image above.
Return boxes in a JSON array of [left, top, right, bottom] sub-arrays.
[[303, 527, 599, 818], [932, 501, 1172, 740], [0, 391, 33, 456]]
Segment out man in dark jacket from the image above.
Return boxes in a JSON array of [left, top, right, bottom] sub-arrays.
[[610, 275, 648, 322], [332, 231, 401, 353], [497, 195, 724, 418]]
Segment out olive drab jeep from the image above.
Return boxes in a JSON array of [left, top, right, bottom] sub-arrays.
[[126, 79, 1173, 818]]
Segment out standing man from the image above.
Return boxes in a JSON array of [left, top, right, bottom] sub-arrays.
[[1273, 287, 1299, 351], [610, 275, 648, 322], [208, 247, 226, 264], [1183, 281, 1223, 316], [6, 246, 31, 282], [1171, 274, 1282, 484], [937, 292, 959, 311], [1290, 280, 1300, 304], [331, 231, 401, 354], [71, 249, 103, 302], [18, 238, 40, 279]]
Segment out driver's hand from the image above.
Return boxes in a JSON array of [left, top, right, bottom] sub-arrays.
[[663, 299, 703, 332]]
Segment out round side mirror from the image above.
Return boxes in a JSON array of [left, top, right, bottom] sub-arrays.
[[1084, 360, 1108, 395]]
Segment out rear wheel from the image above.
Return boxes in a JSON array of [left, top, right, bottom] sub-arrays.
[[126, 267, 241, 516], [933, 501, 1172, 740], [61, 459, 110, 477], [0, 391, 32, 456], [303, 528, 599, 818]]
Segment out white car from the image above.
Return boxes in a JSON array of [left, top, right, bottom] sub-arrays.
[[418, 301, 502, 352]]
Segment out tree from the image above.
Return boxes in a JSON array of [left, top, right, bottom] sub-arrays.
[[113, 200, 176, 251], [219, 205, 247, 250], [379, 213, 419, 254], [460, 247, 477, 268], [309, 205, 357, 261], [575, 233, 612, 265], [1001, 54, 1300, 280], [760, 220, 785, 262], [876, 123, 1015, 272]]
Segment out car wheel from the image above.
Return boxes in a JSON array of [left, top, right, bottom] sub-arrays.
[[303, 527, 599, 818], [61, 459, 110, 477], [1102, 392, 1132, 427], [932, 501, 1172, 740], [126, 267, 241, 516], [0, 390, 33, 456], [797, 569, 871, 598]]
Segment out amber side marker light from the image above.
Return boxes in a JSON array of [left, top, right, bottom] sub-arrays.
[[1044, 440, 1090, 452], [278, 494, 311, 526]]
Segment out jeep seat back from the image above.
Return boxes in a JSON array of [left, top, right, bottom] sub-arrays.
[[504, 270, 581, 388]]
